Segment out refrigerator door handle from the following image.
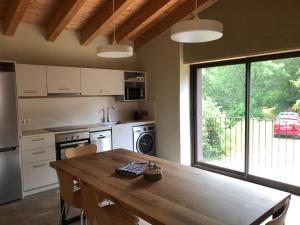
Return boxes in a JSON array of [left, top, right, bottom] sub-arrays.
[[0, 146, 18, 152]]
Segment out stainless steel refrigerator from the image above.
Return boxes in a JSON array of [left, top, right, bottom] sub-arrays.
[[0, 62, 22, 204]]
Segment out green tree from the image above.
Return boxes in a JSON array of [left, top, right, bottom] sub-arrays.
[[290, 76, 300, 111], [202, 97, 227, 160], [202, 57, 300, 119]]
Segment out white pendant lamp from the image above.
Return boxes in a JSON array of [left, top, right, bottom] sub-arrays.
[[97, 0, 133, 58], [170, 0, 223, 43]]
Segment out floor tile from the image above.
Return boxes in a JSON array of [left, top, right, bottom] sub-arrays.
[[0, 203, 25, 225]]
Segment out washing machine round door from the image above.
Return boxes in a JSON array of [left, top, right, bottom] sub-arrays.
[[137, 133, 153, 154]]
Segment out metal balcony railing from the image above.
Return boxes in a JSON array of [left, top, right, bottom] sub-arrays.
[[201, 117, 300, 186]]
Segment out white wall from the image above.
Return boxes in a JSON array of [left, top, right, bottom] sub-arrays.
[[19, 97, 138, 130]]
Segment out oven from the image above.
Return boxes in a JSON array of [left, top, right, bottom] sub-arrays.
[[55, 131, 90, 160]]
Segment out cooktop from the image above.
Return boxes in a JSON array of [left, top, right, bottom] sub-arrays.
[[45, 125, 88, 132]]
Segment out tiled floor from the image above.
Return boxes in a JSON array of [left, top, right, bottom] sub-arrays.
[[0, 189, 79, 225], [0, 189, 299, 225]]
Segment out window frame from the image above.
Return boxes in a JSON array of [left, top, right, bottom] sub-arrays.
[[190, 50, 300, 195]]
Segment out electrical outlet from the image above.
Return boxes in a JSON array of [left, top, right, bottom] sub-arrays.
[[25, 119, 31, 125], [20, 118, 30, 125]]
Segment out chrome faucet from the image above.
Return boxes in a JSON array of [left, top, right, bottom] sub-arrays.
[[106, 106, 115, 123], [99, 108, 105, 123]]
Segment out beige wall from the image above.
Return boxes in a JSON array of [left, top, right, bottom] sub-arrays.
[[0, 23, 136, 70], [184, 0, 300, 63], [136, 31, 182, 162], [19, 97, 138, 130]]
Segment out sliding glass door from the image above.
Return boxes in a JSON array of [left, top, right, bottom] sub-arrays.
[[249, 56, 300, 187], [192, 52, 300, 194], [195, 64, 246, 173]]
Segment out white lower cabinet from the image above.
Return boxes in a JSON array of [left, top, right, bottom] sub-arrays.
[[112, 124, 133, 150], [22, 147, 56, 164], [21, 133, 57, 193], [23, 159, 57, 191]]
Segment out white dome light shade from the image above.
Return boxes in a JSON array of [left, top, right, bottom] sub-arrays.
[[97, 43, 133, 58], [171, 17, 223, 43]]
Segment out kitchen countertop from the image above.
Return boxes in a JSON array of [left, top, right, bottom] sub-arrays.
[[21, 120, 155, 137]]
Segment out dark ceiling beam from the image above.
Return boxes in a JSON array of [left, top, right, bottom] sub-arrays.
[[80, 0, 133, 46], [47, 0, 87, 42], [3, 0, 31, 36], [114, 0, 180, 43], [134, 0, 218, 49]]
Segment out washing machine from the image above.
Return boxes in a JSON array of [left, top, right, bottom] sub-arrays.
[[133, 124, 156, 156]]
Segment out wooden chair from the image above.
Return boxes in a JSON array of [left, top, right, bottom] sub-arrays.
[[56, 168, 84, 225], [266, 198, 290, 225], [65, 144, 97, 159], [58, 144, 96, 224], [79, 180, 140, 225]]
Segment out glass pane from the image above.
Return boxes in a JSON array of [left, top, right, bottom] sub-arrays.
[[249, 56, 300, 187], [196, 64, 246, 172]]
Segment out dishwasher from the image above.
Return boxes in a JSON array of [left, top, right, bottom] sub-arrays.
[[90, 130, 112, 152]]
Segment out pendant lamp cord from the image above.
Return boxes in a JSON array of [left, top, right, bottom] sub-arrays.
[[194, 0, 198, 16]]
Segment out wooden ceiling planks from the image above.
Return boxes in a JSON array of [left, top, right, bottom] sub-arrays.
[[113, 0, 181, 43], [47, 0, 87, 41], [80, 0, 132, 46], [0, 0, 218, 49], [22, 0, 58, 26], [3, 0, 31, 35], [134, 0, 218, 49], [65, 0, 106, 32]]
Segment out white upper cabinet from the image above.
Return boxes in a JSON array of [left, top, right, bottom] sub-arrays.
[[81, 68, 124, 96], [16, 64, 47, 97], [47, 66, 81, 94]]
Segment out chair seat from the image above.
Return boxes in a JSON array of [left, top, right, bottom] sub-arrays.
[[95, 204, 139, 225]]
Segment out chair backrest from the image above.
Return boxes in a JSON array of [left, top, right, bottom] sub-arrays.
[[266, 198, 290, 225], [79, 181, 139, 225], [65, 144, 97, 159], [56, 168, 75, 204], [79, 180, 102, 225]]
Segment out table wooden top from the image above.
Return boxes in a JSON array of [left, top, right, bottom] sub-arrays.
[[50, 149, 291, 225]]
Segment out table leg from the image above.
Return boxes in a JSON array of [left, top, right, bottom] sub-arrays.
[[60, 197, 81, 225]]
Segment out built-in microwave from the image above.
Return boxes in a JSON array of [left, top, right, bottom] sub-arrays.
[[125, 87, 144, 100], [124, 71, 145, 101]]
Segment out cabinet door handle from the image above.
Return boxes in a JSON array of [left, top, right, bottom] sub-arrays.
[[32, 163, 47, 168], [24, 90, 37, 94], [59, 87, 70, 91], [32, 151, 46, 155], [31, 138, 45, 142]]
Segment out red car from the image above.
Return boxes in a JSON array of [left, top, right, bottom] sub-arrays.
[[274, 112, 300, 138]]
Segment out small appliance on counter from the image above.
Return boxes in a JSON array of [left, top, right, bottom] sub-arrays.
[[133, 110, 149, 120]]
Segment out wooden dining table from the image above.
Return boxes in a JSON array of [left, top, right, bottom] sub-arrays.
[[50, 149, 291, 225]]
